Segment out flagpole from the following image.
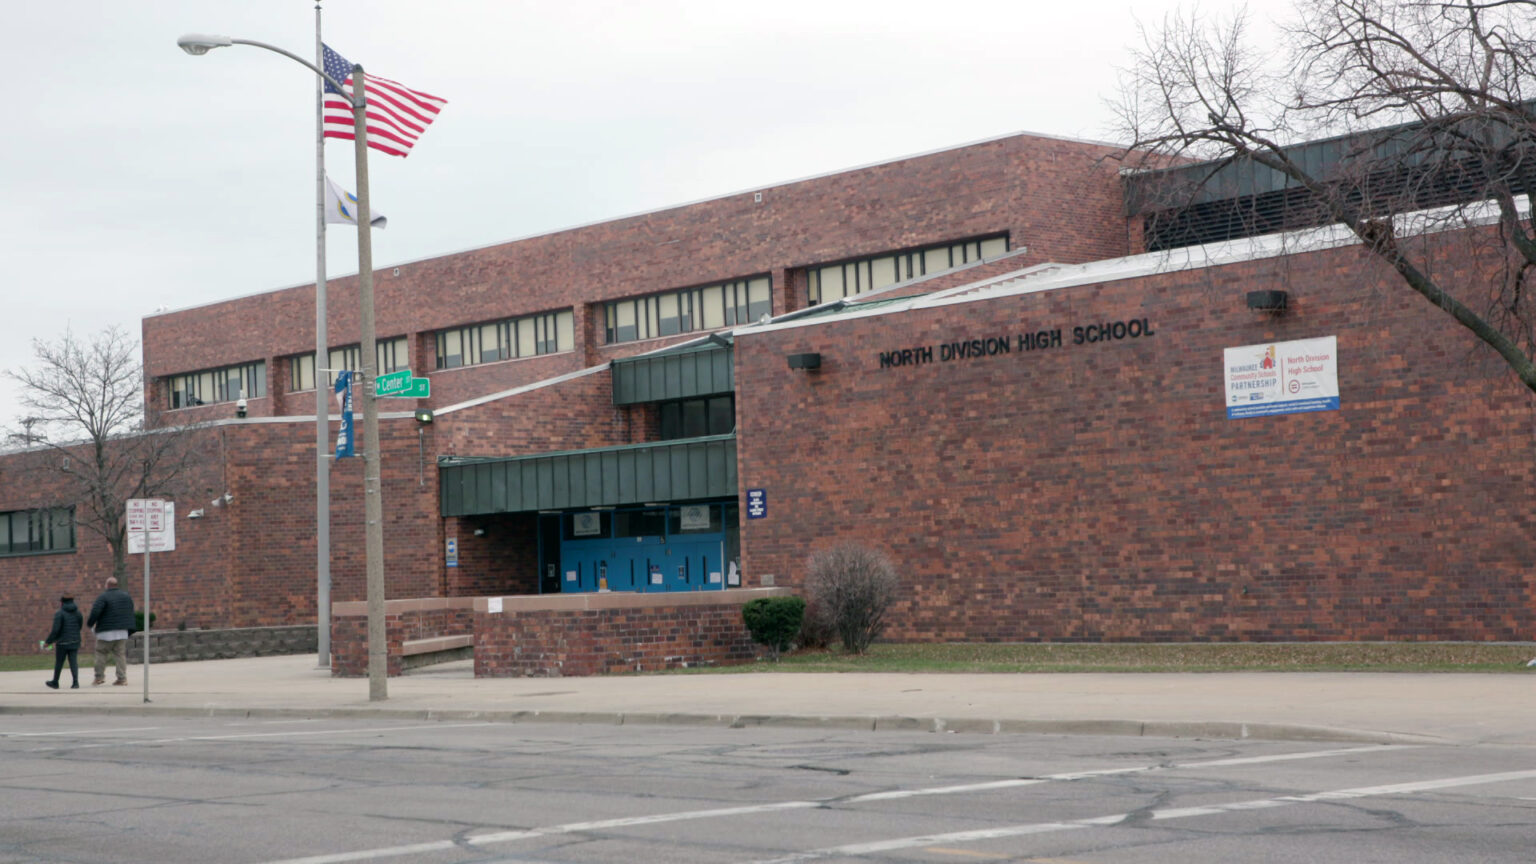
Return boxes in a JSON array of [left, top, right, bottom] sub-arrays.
[[314, 0, 333, 669]]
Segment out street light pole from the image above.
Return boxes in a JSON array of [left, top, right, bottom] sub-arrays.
[[350, 69, 387, 701], [177, 32, 388, 701]]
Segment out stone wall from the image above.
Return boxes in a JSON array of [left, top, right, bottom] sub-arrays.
[[125, 625, 317, 663]]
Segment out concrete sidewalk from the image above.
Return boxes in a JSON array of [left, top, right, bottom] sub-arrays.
[[2, 655, 1533, 745]]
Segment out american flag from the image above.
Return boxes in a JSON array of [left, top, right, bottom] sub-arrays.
[[322, 44, 446, 158]]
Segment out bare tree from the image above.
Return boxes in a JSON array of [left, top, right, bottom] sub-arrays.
[[805, 543, 900, 655], [5, 327, 195, 580], [1114, 0, 1536, 393]]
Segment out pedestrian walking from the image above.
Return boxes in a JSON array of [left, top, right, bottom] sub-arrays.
[[86, 576, 134, 686], [42, 594, 83, 689]]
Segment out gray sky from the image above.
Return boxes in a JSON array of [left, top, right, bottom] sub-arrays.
[[1, 0, 1291, 430]]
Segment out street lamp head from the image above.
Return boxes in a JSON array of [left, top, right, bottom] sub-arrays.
[[176, 34, 233, 55]]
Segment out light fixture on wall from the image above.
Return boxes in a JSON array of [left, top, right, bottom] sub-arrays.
[[1246, 290, 1288, 313], [187, 508, 205, 519], [473, 527, 487, 537]]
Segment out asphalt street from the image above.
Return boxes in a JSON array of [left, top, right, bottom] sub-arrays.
[[4, 714, 1536, 863]]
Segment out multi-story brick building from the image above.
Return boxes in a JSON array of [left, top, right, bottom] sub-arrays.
[[1, 129, 1531, 658]]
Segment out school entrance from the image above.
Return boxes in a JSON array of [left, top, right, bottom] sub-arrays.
[[539, 501, 740, 594]]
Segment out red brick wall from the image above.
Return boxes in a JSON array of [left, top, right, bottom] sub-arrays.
[[142, 133, 1130, 419], [331, 600, 474, 677], [474, 600, 765, 677], [734, 236, 1536, 643], [0, 430, 231, 655]]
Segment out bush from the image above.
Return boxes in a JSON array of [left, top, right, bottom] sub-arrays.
[[804, 543, 899, 654], [132, 611, 157, 633], [741, 596, 806, 660]]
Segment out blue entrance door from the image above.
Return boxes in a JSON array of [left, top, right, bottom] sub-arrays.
[[551, 504, 729, 594]]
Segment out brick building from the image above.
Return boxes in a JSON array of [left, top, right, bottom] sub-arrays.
[[2, 129, 1531, 657]]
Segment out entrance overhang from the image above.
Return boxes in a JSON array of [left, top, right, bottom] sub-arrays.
[[439, 434, 737, 517]]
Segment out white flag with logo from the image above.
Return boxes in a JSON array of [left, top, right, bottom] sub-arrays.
[[324, 175, 387, 228]]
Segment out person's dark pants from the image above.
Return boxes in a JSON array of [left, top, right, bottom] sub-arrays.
[[51, 645, 79, 687]]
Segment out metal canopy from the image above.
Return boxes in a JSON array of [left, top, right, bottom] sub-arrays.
[[439, 434, 737, 517], [611, 343, 733, 405]]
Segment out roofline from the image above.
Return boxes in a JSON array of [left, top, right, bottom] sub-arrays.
[[145, 129, 1119, 321]]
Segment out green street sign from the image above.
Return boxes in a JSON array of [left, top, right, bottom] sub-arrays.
[[375, 368, 414, 396], [380, 376, 430, 398]]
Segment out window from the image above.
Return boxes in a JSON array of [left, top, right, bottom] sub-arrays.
[[168, 361, 266, 408], [808, 235, 1008, 305], [0, 507, 74, 555], [658, 395, 735, 440], [435, 310, 574, 370], [288, 337, 410, 392], [604, 276, 771, 344]]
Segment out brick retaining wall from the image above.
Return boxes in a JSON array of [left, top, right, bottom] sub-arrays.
[[331, 589, 789, 677]]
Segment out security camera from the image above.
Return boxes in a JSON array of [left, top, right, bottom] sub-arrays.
[[235, 398, 248, 418]]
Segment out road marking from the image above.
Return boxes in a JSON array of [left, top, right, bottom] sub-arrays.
[[923, 847, 1012, 859], [248, 744, 1415, 864], [848, 745, 1410, 801], [2, 726, 161, 738], [744, 768, 1536, 862]]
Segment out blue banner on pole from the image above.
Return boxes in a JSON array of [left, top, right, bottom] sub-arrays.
[[334, 371, 355, 459]]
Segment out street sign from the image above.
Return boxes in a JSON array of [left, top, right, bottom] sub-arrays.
[[128, 502, 176, 553], [127, 498, 166, 534], [378, 375, 430, 398], [375, 368, 414, 396]]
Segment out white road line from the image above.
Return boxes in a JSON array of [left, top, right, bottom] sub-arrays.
[[2, 726, 162, 738], [746, 768, 1536, 863], [249, 744, 1415, 864], [848, 745, 1411, 801]]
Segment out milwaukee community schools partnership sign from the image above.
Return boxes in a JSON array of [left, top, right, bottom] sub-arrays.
[[1223, 335, 1339, 419], [877, 318, 1155, 369]]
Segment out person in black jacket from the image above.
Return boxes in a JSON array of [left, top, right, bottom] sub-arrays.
[[86, 576, 135, 686], [43, 594, 83, 689]]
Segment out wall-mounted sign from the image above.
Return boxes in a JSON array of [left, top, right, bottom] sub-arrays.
[[573, 512, 601, 536], [746, 489, 766, 519], [445, 537, 458, 568], [877, 319, 1155, 370], [1223, 335, 1339, 419], [680, 505, 710, 530]]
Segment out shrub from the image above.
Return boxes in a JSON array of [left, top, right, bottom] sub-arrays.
[[804, 543, 899, 654], [741, 596, 806, 660], [132, 611, 157, 633]]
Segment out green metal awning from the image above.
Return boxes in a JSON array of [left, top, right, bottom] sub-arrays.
[[439, 434, 737, 516], [611, 341, 733, 405]]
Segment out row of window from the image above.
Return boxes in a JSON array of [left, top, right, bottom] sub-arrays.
[[604, 276, 772, 344], [168, 361, 267, 409], [808, 235, 1008, 305], [289, 338, 411, 393], [163, 234, 1007, 404], [435, 309, 574, 370], [0, 507, 74, 556]]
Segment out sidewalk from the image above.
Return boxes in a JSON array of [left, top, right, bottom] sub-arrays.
[[3, 655, 1534, 745]]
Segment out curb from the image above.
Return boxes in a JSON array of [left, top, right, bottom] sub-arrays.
[[0, 704, 1446, 746]]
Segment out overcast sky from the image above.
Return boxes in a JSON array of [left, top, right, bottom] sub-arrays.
[[1, 0, 1293, 431]]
